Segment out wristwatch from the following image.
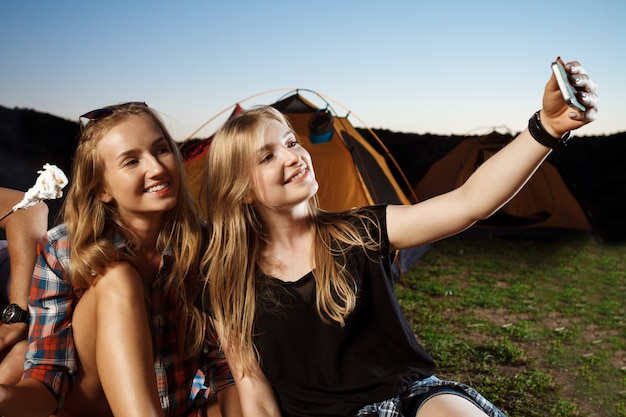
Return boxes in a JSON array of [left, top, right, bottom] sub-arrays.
[[1, 303, 30, 324]]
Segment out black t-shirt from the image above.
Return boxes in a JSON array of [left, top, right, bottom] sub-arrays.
[[253, 205, 436, 416]]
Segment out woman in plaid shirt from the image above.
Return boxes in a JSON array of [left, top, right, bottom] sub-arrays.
[[0, 103, 239, 417]]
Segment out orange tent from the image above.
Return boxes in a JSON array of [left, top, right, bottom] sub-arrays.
[[180, 90, 417, 212], [414, 131, 592, 233]]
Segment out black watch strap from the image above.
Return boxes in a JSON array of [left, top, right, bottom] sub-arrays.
[[528, 111, 571, 149], [1, 303, 30, 324]]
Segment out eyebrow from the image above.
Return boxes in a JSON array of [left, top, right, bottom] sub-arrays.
[[114, 136, 168, 161], [256, 130, 293, 155]]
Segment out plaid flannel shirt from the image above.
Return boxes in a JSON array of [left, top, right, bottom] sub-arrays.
[[24, 224, 233, 416]]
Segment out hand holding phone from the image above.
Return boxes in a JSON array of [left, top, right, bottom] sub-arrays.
[[552, 57, 586, 112]]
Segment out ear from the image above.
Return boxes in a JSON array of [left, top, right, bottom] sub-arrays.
[[243, 191, 254, 205], [98, 186, 114, 203]]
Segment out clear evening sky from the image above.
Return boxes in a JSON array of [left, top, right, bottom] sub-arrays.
[[1, 0, 623, 141]]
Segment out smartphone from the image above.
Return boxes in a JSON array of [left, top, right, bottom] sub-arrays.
[[551, 57, 586, 112]]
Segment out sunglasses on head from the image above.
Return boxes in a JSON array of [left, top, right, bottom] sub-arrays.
[[79, 101, 148, 121]]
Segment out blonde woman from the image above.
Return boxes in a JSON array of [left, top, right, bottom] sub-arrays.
[[0, 103, 239, 417], [201, 60, 598, 417]]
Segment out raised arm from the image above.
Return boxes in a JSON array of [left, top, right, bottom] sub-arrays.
[[387, 59, 599, 250]]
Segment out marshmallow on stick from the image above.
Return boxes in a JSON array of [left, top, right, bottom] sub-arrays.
[[0, 164, 68, 221]]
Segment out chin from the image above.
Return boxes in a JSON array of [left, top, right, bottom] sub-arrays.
[[157, 197, 178, 212]]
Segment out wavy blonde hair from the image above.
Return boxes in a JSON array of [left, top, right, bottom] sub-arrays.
[[201, 106, 380, 372], [63, 103, 205, 356]]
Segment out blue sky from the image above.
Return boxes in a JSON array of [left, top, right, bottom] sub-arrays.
[[1, 1, 624, 141]]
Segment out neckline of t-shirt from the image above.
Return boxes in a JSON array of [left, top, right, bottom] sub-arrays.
[[265, 269, 315, 285]]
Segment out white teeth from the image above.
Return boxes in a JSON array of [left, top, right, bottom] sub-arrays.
[[146, 183, 168, 193], [291, 170, 305, 181]]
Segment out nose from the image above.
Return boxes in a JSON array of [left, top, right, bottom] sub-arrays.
[[283, 147, 301, 165], [146, 154, 165, 176]]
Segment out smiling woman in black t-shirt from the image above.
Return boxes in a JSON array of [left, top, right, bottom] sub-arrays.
[[201, 58, 599, 417]]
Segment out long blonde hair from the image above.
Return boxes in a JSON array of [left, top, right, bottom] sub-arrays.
[[63, 102, 205, 356], [201, 106, 380, 372]]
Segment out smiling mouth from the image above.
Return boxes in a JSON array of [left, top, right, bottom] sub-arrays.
[[145, 182, 169, 193], [287, 169, 307, 183]]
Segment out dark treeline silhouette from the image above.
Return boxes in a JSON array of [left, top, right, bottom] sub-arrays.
[[368, 128, 626, 243], [546, 132, 626, 242], [0, 106, 79, 230], [1, 105, 624, 242]]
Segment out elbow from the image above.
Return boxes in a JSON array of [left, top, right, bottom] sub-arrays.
[[31, 201, 49, 231], [32, 201, 49, 219], [469, 197, 510, 222], [475, 207, 499, 222]]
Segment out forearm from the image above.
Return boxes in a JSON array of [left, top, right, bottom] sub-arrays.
[[0, 191, 47, 358], [388, 111, 586, 249], [4, 199, 48, 308], [458, 128, 551, 220], [231, 366, 281, 417]]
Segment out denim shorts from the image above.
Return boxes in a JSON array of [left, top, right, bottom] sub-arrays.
[[355, 375, 507, 417]]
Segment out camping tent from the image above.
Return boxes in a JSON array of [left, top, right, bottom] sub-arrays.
[[179, 89, 426, 276], [413, 131, 592, 234], [269, 91, 417, 211], [179, 104, 244, 204], [181, 90, 417, 212]]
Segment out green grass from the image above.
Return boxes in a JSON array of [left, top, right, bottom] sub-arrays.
[[395, 234, 626, 417]]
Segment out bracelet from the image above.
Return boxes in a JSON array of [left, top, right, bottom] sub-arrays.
[[528, 111, 571, 149]]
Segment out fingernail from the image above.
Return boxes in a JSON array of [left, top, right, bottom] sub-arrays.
[[569, 112, 578, 119]]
